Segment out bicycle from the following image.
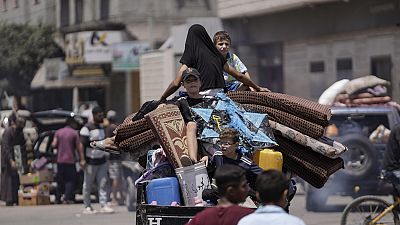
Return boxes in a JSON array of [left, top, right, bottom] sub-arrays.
[[341, 172, 400, 225]]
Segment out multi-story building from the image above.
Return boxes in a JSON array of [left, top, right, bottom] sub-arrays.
[[2, 0, 218, 119], [218, 0, 400, 102], [0, 0, 55, 25], [51, 0, 218, 119]]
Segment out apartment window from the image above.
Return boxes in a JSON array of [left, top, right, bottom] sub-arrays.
[[1, 0, 7, 11], [100, 0, 109, 20], [310, 61, 325, 73], [32, 0, 39, 5], [12, 0, 17, 8], [336, 58, 353, 80], [371, 56, 392, 95], [60, 0, 69, 27], [75, 0, 83, 24]]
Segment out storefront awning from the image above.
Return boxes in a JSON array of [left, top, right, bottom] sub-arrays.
[[31, 60, 109, 89]]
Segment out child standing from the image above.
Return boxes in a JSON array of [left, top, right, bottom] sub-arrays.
[[213, 31, 253, 92]]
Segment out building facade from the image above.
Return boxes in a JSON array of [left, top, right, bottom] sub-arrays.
[[1, 0, 218, 119], [218, 0, 400, 102], [0, 0, 56, 25]]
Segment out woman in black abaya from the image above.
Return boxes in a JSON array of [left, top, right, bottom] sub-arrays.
[[160, 24, 269, 100]]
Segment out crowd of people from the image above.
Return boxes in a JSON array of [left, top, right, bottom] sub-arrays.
[[0, 107, 133, 214]]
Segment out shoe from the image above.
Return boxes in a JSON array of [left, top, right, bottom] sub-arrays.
[[180, 155, 193, 167], [82, 206, 97, 214], [90, 139, 120, 154], [99, 205, 115, 214]]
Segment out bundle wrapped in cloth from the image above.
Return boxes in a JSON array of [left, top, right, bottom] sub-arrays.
[[318, 75, 395, 108]]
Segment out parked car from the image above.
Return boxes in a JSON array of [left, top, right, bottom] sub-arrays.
[[305, 105, 400, 211]]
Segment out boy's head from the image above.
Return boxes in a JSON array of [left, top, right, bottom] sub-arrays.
[[219, 128, 240, 157], [92, 106, 104, 124], [181, 68, 201, 95], [213, 31, 231, 57], [215, 164, 249, 204], [256, 170, 289, 208]]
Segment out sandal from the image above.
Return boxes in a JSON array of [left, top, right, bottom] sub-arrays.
[[90, 140, 120, 154]]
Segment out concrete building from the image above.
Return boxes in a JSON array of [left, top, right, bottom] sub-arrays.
[[218, 0, 400, 102], [0, 0, 55, 25], [28, 0, 218, 120]]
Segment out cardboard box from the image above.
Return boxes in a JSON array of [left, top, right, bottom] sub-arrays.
[[18, 190, 50, 206], [19, 169, 53, 185], [21, 182, 51, 196]]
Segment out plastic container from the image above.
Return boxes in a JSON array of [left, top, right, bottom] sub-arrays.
[[175, 162, 211, 206], [146, 177, 181, 206], [253, 148, 283, 171]]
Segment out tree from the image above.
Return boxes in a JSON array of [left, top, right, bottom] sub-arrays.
[[0, 23, 63, 96]]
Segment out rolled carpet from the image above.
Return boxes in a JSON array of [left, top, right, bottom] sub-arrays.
[[118, 129, 158, 159], [115, 118, 149, 145], [227, 91, 331, 126], [242, 104, 325, 139], [270, 120, 346, 159], [275, 135, 344, 188]]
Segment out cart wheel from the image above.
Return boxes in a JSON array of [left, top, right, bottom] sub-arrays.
[[341, 195, 399, 225]]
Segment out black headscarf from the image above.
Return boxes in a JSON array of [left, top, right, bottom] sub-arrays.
[[180, 24, 227, 91]]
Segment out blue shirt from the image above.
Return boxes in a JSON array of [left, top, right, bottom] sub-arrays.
[[238, 205, 306, 225]]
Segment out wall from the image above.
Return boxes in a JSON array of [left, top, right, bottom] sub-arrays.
[[284, 28, 400, 102], [221, 0, 400, 101], [0, 0, 56, 25]]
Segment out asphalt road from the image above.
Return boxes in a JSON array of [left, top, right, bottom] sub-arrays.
[[0, 192, 354, 225]]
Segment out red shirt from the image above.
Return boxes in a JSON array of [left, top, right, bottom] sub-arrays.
[[54, 126, 80, 164], [187, 205, 254, 225]]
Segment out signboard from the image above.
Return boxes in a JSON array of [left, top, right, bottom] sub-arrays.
[[65, 31, 123, 64], [112, 42, 151, 71]]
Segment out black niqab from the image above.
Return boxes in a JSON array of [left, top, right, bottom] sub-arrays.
[[180, 24, 227, 91]]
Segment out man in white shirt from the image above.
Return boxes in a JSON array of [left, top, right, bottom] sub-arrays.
[[238, 170, 306, 225], [79, 106, 114, 214]]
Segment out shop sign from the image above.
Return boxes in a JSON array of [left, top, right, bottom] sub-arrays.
[[112, 42, 151, 71], [65, 31, 123, 64]]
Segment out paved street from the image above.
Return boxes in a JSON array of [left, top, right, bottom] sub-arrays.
[[0, 202, 136, 225], [0, 193, 353, 225]]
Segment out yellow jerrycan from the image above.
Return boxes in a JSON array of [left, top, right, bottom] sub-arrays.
[[253, 148, 283, 171]]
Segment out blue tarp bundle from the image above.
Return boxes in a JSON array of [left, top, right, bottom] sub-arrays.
[[191, 93, 277, 154]]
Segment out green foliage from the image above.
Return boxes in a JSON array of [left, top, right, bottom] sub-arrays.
[[0, 23, 63, 96]]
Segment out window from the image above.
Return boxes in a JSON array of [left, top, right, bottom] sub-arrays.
[[32, 0, 39, 5], [1, 0, 7, 11], [12, 0, 17, 8], [371, 56, 392, 95], [60, 0, 69, 27], [336, 58, 353, 80], [75, 0, 83, 24], [100, 0, 109, 20], [310, 61, 325, 73]]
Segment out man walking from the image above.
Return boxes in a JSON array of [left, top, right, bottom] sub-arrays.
[[79, 106, 113, 214], [51, 117, 82, 204]]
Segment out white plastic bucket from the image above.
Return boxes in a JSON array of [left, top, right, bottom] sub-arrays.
[[175, 162, 211, 206]]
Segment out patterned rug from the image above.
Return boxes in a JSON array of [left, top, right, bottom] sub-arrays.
[[145, 105, 190, 168]]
